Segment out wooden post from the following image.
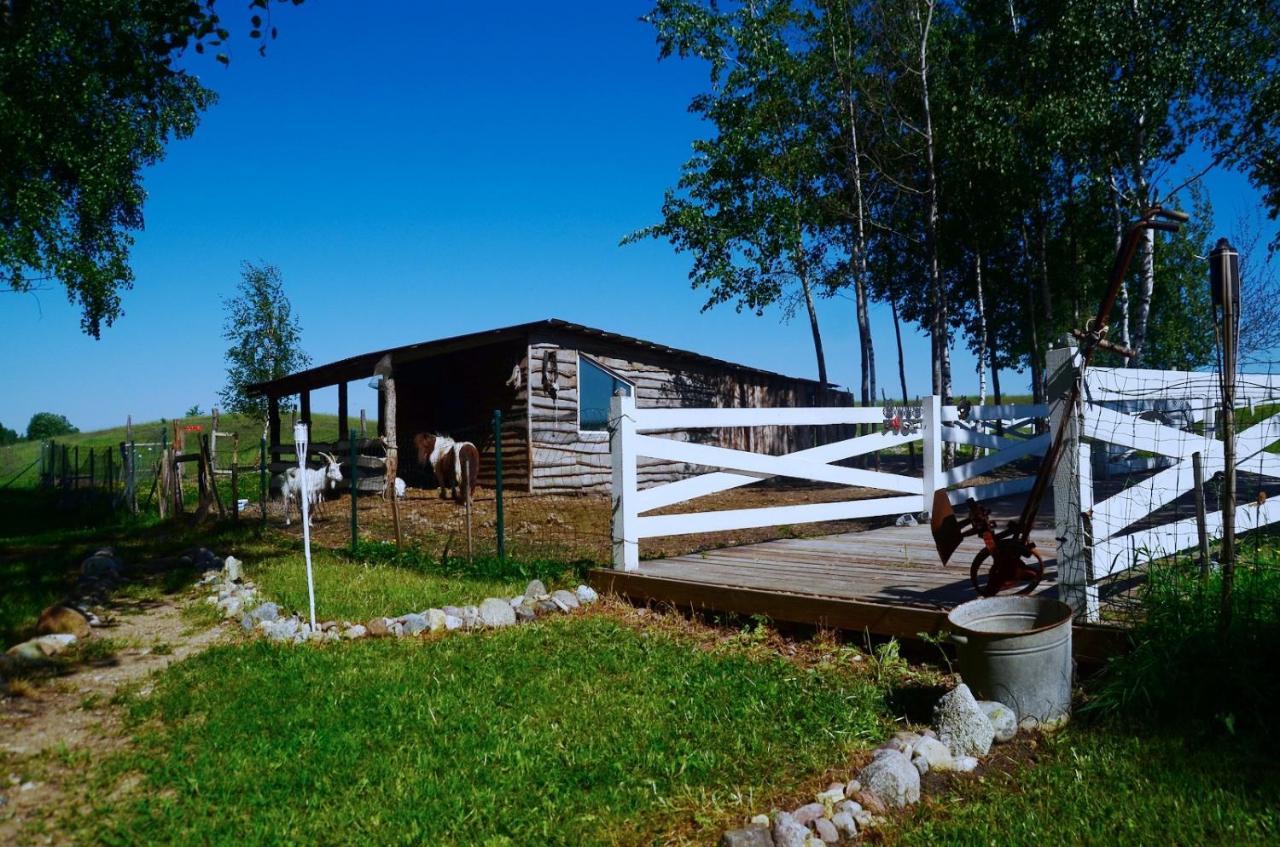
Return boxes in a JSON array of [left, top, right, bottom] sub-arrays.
[[610, 390, 638, 570], [1048, 343, 1100, 621], [231, 433, 241, 523], [1220, 277, 1238, 632], [383, 373, 402, 549], [210, 407, 219, 471], [300, 390, 311, 430], [494, 409, 505, 560], [73, 446, 80, 489], [88, 448, 95, 490], [1192, 451, 1211, 576], [350, 427, 360, 554], [360, 408, 367, 437], [259, 435, 268, 531], [337, 383, 349, 443], [268, 395, 281, 464], [377, 388, 387, 438], [126, 415, 137, 514], [466, 500, 473, 563]]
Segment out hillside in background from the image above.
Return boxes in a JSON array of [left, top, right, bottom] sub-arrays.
[[0, 413, 370, 489]]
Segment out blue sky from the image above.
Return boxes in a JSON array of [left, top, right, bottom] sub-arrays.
[[1, 1, 1273, 432]]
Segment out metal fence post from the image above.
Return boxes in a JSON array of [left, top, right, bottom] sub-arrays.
[[350, 430, 359, 555], [493, 409, 505, 560], [259, 435, 268, 532]]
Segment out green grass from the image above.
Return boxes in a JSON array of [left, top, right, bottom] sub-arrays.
[[69, 616, 886, 846], [886, 725, 1280, 846], [248, 548, 576, 622]]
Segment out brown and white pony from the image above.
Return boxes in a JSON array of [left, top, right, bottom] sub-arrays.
[[413, 433, 479, 505]]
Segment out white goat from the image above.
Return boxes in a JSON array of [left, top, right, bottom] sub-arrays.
[[280, 452, 343, 526]]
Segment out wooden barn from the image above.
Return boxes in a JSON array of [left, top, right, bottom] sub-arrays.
[[248, 319, 852, 494]]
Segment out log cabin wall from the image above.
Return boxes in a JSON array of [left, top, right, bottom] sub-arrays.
[[527, 331, 852, 494], [392, 340, 530, 490]]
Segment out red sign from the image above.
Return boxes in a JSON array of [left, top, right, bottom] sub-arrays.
[[183, 424, 203, 432]]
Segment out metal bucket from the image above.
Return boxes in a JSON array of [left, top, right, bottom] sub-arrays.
[[947, 596, 1074, 728]]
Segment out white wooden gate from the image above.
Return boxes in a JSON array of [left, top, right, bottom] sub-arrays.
[[608, 393, 1048, 571], [1049, 345, 1280, 621]]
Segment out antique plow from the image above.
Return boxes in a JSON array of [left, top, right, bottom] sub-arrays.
[[930, 206, 1189, 596]]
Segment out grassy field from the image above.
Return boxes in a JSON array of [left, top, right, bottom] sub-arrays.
[[6, 480, 1280, 846], [59, 616, 889, 846]]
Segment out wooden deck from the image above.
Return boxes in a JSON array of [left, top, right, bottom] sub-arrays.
[[589, 498, 1132, 663]]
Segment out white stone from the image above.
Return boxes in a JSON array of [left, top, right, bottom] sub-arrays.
[[749, 814, 771, 827], [575, 584, 599, 604], [223, 556, 243, 582], [342, 624, 367, 639], [427, 609, 447, 632], [953, 756, 979, 773], [443, 614, 463, 630], [978, 700, 1018, 742], [912, 735, 954, 769]]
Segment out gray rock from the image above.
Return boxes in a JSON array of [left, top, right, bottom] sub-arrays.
[[857, 749, 920, 808], [523, 579, 547, 598], [575, 584, 599, 604], [343, 624, 368, 639], [223, 556, 243, 582], [812, 818, 839, 844], [895, 513, 919, 527], [835, 800, 861, 817], [791, 803, 824, 825], [978, 700, 1017, 743], [534, 599, 560, 616], [884, 730, 922, 756], [426, 609, 447, 632], [402, 613, 428, 636], [911, 755, 929, 776], [261, 618, 300, 641], [830, 812, 857, 839], [366, 617, 390, 637], [81, 554, 122, 580], [388, 620, 405, 637], [772, 812, 809, 847], [719, 826, 775, 847], [478, 597, 516, 627], [551, 589, 580, 611], [247, 602, 280, 624], [514, 605, 536, 623], [934, 683, 994, 758], [218, 596, 244, 618], [443, 614, 463, 630]]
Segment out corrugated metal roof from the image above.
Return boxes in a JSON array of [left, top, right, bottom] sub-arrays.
[[247, 318, 840, 395]]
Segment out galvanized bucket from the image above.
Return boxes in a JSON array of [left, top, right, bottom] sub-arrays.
[[947, 596, 1074, 728]]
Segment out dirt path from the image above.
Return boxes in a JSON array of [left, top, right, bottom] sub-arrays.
[[0, 596, 227, 844]]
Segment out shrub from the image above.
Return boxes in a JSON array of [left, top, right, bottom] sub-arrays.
[[26, 411, 78, 440], [1087, 555, 1280, 746]]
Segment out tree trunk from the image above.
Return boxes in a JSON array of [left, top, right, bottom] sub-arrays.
[[892, 296, 916, 469], [975, 251, 989, 406], [800, 270, 829, 385], [1111, 177, 1132, 358], [1130, 225, 1155, 365]]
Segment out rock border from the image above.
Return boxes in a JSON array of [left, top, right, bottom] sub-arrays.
[[198, 567, 601, 645], [720, 684, 1026, 846]]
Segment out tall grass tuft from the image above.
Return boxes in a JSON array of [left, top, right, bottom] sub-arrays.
[[1087, 553, 1280, 746]]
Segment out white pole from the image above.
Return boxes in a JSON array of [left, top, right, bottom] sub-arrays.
[[295, 422, 317, 631]]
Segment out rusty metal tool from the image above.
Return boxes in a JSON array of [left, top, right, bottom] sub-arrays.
[[930, 206, 1189, 595]]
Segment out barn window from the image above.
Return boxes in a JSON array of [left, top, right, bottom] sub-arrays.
[[578, 355, 632, 432]]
